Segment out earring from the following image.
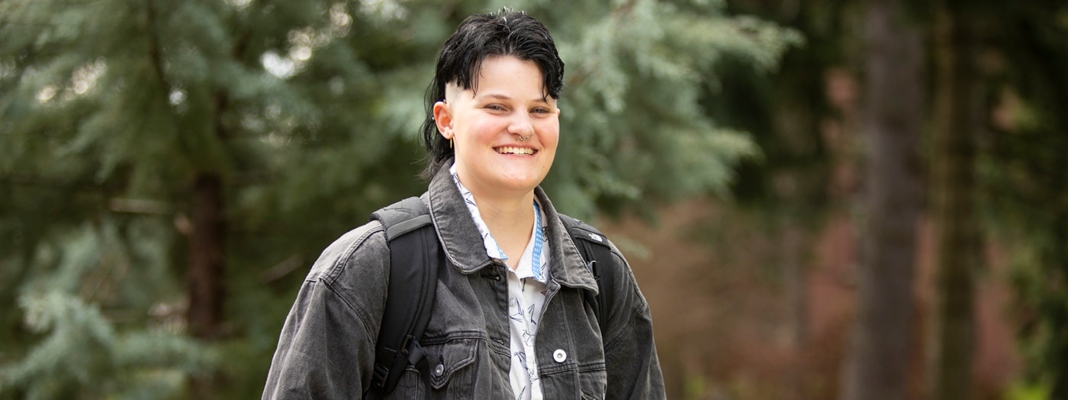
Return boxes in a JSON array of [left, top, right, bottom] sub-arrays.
[[450, 138, 453, 149]]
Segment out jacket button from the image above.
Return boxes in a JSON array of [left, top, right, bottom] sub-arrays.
[[553, 349, 567, 363], [433, 363, 444, 376]]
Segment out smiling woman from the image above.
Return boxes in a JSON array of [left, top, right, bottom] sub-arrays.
[[434, 56, 560, 209], [262, 9, 666, 400]]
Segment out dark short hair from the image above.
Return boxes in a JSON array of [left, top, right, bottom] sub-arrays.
[[420, 9, 565, 178]]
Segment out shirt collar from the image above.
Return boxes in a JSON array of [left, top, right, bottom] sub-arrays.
[[426, 159, 598, 291]]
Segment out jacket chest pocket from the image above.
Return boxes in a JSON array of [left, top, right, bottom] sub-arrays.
[[425, 337, 479, 395], [578, 366, 607, 399]]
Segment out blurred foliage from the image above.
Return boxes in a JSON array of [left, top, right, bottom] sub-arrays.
[[721, 0, 859, 220], [1007, 379, 1053, 400], [0, 0, 798, 397], [976, 0, 1068, 396], [713, 0, 1068, 398], [0, 217, 209, 399]]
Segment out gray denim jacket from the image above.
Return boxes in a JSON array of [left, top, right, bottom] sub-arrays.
[[262, 163, 666, 399]]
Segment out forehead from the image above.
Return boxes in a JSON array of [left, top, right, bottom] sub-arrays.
[[447, 56, 551, 100]]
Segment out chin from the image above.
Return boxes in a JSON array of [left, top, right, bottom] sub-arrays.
[[496, 175, 544, 193], [499, 181, 540, 193]]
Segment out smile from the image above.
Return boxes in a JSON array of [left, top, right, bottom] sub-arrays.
[[495, 146, 536, 155]]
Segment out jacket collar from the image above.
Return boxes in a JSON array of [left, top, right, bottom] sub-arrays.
[[426, 160, 598, 292]]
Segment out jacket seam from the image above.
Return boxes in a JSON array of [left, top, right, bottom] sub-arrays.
[[319, 224, 384, 284], [318, 224, 386, 342], [602, 252, 636, 353]]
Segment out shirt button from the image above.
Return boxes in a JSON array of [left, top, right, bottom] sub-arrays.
[[433, 363, 444, 376], [553, 349, 567, 363]]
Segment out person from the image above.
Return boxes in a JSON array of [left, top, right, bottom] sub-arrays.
[[262, 9, 665, 399]]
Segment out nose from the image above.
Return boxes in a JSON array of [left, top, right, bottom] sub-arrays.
[[508, 111, 535, 139]]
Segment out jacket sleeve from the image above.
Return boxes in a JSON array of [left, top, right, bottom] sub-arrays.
[[602, 250, 667, 400], [262, 224, 390, 400]]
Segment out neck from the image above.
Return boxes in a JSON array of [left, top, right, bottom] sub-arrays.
[[468, 187, 537, 269], [472, 188, 535, 234]]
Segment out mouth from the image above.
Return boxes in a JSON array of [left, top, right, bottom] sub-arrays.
[[494, 146, 536, 156]]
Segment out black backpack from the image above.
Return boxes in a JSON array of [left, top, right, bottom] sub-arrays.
[[366, 197, 617, 398]]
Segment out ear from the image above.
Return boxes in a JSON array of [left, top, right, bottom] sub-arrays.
[[433, 101, 453, 139]]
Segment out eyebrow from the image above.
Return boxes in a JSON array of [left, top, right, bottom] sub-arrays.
[[475, 92, 553, 104]]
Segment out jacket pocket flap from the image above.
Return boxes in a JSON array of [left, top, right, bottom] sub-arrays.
[[427, 338, 478, 389]]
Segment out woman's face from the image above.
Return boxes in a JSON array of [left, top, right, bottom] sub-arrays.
[[434, 55, 560, 200]]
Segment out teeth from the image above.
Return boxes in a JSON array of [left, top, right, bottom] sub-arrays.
[[496, 146, 534, 155]]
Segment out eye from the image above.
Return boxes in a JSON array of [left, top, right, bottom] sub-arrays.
[[486, 104, 507, 112], [532, 107, 553, 115]]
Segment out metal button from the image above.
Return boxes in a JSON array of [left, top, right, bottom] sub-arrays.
[[553, 349, 567, 363], [433, 363, 444, 376]]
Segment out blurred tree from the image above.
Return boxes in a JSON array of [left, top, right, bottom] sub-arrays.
[[687, 0, 862, 398], [713, 0, 859, 397], [923, 0, 1068, 397], [978, 0, 1068, 397], [533, 0, 801, 218], [929, 0, 979, 398], [839, 0, 924, 399], [1, 0, 433, 397], [0, 0, 797, 398], [687, 0, 1068, 398]]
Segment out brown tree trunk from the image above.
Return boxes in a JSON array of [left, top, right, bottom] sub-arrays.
[[929, 0, 977, 398], [187, 172, 225, 398], [784, 226, 807, 400], [187, 173, 226, 340], [839, 0, 924, 398]]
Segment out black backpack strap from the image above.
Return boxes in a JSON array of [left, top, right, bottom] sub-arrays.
[[560, 215, 617, 337], [368, 196, 439, 398]]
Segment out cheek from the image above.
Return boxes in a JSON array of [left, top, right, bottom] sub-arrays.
[[465, 117, 507, 141], [539, 122, 560, 148]]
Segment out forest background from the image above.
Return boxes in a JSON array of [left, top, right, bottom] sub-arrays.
[[2, 0, 1066, 399]]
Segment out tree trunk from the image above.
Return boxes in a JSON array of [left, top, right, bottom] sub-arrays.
[[784, 226, 807, 400], [929, 0, 977, 398], [186, 172, 226, 398], [839, 0, 924, 398], [1051, 219, 1068, 399], [187, 173, 226, 340]]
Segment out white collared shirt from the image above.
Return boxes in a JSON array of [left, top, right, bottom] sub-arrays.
[[450, 165, 549, 400]]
